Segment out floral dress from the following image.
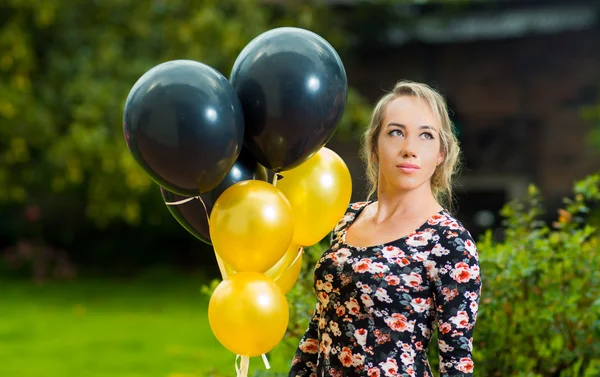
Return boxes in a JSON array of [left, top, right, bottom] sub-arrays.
[[288, 201, 482, 377]]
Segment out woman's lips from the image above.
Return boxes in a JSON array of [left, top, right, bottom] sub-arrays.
[[396, 163, 420, 174]]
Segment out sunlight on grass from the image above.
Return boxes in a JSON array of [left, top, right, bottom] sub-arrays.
[[0, 276, 293, 377]]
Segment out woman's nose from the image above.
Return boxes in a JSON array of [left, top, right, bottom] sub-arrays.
[[400, 138, 417, 158]]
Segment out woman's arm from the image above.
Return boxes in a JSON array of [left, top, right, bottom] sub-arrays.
[[430, 227, 482, 377], [289, 207, 352, 377], [288, 302, 321, 377]]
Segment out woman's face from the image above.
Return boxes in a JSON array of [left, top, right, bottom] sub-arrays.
[[376, 95, 444, 194]]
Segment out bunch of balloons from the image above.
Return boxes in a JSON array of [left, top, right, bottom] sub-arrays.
[[123, 27, 351, 369]]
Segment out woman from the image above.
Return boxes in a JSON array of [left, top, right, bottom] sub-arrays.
[[289, 81, 482, 377]]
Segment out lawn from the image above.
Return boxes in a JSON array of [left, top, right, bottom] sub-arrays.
[[0, 273, 293, 377]]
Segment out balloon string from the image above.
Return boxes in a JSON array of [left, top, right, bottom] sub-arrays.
[[164, 195, 272, 375], [235, 355, 250, 377], [262, 353, 271, 369], [189, 196, 230, 281], [196, 196, 210, 223], [164, 195, 229, 278], [241, 356, 249, 376], [274, 246, 304, 281], [235, 355, 241, 376], [185, 195, 245, 374], [165, 196, 200, 206]]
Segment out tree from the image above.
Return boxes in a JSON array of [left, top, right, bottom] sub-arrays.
[[0, 0, 371, 243]]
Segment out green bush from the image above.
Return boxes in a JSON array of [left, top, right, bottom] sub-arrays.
[[473, 174, 600, 377]]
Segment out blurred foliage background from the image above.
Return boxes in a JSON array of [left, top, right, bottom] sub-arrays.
[[0, 0, 372, 276]]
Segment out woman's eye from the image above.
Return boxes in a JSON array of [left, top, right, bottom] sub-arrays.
[[421, 132, 434, 140], [389, 129, 402, 137]]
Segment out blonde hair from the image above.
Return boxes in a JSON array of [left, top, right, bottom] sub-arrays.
[[360, 80, 462, 210]]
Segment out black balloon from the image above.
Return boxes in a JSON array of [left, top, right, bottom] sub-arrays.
[[230, 27, 348, 172], [161, 148, 268, 244], [161, 187, 212, 245], [124, 59, 244, 196], [201, 147, 269, 209]]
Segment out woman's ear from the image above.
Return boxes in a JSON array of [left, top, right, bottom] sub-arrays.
[[437, 150, 445, 166]]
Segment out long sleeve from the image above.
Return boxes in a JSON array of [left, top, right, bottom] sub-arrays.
[[288, 228, 337, 377], [430, 227, 482, 377], [288, 301, 321, 377]]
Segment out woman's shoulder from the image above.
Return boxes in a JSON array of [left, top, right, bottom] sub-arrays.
[[337, 201, 371, 223], [428, 210, 478, 257], [330, 201, 370, 235], [348, 201, 371, 212]]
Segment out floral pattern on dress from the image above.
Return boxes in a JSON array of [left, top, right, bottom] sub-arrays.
[[289, 201, 482, 377]]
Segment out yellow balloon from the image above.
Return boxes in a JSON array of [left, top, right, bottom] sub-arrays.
[[209, 180, 294, 272], [264, 243, 301, 281], [208, 272, 289, 357], [215, 253, 235, 279], [220, 256, 236, 279], [270, 247, 303, 294], [277, 147, 352, 246], [221, 244, 303, 293]]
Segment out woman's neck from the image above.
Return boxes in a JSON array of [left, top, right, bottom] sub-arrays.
[[371, 182, 441, 225]]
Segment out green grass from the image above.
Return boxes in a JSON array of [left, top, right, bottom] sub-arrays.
[[0, 274, 293, 377]]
